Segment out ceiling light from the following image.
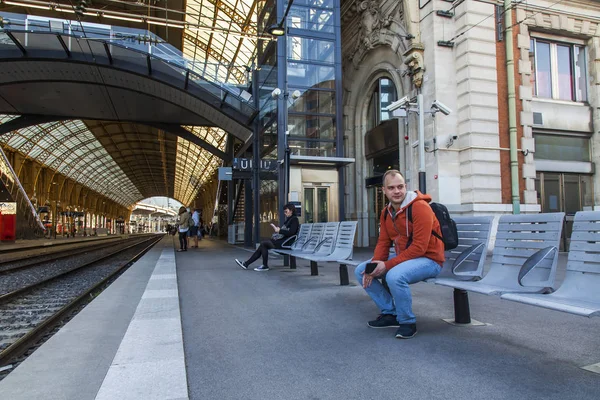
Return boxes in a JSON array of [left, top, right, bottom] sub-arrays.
[[267, 24, 285, 36]]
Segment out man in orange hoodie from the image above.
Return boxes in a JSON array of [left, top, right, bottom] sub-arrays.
[[354, 169, 445, 339]]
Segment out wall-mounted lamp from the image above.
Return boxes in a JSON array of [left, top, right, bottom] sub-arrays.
[[267, 0, 296, 36]]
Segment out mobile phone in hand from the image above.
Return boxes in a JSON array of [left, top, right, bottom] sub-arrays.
[[365, 262, 377, 274]]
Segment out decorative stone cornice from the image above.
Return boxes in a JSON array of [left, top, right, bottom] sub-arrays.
[[345, 0, 407, 68]]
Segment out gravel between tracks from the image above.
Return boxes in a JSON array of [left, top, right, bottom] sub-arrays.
[[0, 237, 152, 296]]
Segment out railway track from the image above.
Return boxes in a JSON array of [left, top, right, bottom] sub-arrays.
[[0, 234, 164, 370], [0, 234, 155, 275]]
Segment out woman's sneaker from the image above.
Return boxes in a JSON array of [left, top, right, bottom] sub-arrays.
[[254, 265, 269, 271], [235, 259, 248, 270], [367, 314, 400, 328]]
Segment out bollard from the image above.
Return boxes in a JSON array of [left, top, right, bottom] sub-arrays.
[[310, 260, 318, 276], [453, 288, 472, 324], [339, 264, 349, 286]]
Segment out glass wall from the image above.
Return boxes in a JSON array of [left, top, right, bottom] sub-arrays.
[[285, 0, 339, 157], [256, 0, 280, 235]]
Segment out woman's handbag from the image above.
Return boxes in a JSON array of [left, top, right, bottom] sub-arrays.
[[271, 233, 284, 241]]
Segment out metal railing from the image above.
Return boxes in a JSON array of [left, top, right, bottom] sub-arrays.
[[0, 12, 257, 120]]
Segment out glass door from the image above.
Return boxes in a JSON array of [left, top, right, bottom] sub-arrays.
[[303, 187, 329, 223], [367, 185, 387, 247], [536, 172, 594, 250]]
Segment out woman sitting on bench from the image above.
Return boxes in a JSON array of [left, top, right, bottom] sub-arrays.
[[235, 203, 299, 272]]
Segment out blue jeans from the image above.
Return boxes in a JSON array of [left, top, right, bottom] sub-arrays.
[[354, 253, 441, 324]]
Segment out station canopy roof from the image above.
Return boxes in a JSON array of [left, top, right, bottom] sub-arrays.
[[0, 116, 228, 207], [0, 0, 262, 207]]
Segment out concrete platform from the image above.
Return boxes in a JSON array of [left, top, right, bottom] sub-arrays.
[[0, 236, 599, 400]]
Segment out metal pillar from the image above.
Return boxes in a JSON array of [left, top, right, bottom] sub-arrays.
[[417, 93, 426, 194]]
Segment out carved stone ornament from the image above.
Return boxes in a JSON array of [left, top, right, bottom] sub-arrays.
[[346, 0, 409, 68], [403, 48, 425, 88]]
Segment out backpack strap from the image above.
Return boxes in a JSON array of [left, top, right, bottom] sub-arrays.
[[405, 202, 442, 249]]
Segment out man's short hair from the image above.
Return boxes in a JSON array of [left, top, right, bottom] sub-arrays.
[[382, 169, 405, 186]]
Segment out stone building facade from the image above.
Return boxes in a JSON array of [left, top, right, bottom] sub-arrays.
[[341, 0, 600, 247]]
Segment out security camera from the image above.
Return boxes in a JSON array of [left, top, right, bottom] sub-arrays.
[[451, 135, 458, 140], [385, 95, 410, 112], [271, 88, 282, 99], [291, 90, 301, 100], [431, 100, 452, 116]]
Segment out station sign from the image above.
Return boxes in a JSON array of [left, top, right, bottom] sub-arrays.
[[232, 158, 278, 172]]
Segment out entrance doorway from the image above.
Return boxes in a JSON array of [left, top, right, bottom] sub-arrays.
[[367, 185, 387, 247], [303, 187, 329, 223], [535, 172, 594, 250]]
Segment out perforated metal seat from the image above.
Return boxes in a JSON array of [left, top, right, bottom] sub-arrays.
[[501, 211, 600, 317], [436, 213, 565, 296], [429, 216, 494, 283]]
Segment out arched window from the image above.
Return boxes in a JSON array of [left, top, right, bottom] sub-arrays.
[[366, 78, 397, 131]]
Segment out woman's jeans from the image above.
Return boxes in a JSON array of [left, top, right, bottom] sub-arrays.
[[354, 252, 441, 324], [178, 231, 188, 250]]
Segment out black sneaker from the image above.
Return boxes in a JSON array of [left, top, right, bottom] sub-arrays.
[[254, 265, 270, 271], [235, 259, 248, 270], [395, 323, 417, 339], [367, 314, 399, 328]]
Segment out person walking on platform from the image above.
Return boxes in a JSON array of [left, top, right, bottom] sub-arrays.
[[176, 206, 191, 252], [354, 170, 444, 339], [235, 203, 299, 272], [188, 208, 201, 248]]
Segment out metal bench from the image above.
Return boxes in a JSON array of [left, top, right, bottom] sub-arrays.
[[501, 211, 600, 317], [431, 216, 494, 282], [274, 222, 337, 268], [296, 221, 357, 276], [270, 223, 312, 267], [435, 212, 565, 324]]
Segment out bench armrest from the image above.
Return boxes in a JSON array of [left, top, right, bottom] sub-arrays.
[[300, 236, 319, 251], [280, 235, 297, 249], [452, 243, 485, 276], [312, 237, 332, 252], [518, 246, 557, 286]]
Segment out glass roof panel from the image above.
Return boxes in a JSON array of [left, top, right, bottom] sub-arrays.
[[184, 0, 259, 85], [174, 126, 227, 205], [0, 117, 143, 207]]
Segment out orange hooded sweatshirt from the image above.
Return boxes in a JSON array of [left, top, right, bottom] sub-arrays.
[[373, 191, 445, 270]]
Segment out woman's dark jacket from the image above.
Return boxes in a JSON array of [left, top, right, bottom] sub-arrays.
[[272, 215, 300, 248]]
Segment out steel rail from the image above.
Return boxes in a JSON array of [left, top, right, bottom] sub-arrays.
[[0, 234, 157, 274], [0, 235, 162, 303], [0, 235, 163, 367], [0, 234, 144, 255]]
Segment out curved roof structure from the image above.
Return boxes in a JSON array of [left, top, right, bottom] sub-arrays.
[[0, 1, 262, 208], [0, 115, 227, 206]]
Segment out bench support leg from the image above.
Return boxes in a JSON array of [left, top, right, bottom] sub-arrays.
[[290, 256, 296, 269], [310, 260, 318, 276], [339, 264, 349, 286], [283, 255, 289, 267], [453, 288, 471, 324]]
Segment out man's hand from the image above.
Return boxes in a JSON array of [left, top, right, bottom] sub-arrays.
[[362, 260, 387, 288]]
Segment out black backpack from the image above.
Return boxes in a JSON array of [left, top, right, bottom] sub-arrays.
[[384, 201, 459, 251]]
